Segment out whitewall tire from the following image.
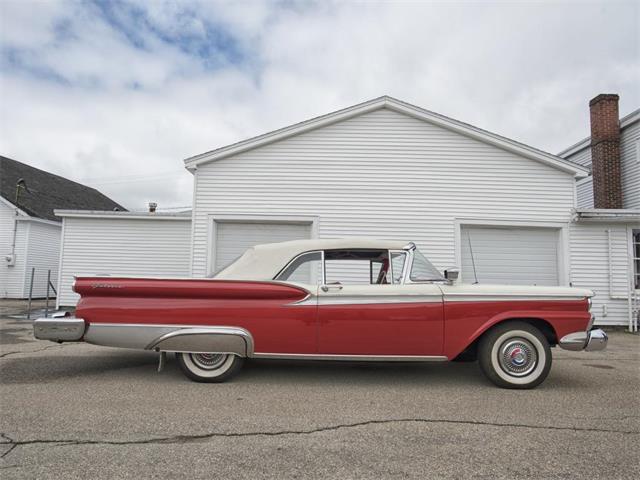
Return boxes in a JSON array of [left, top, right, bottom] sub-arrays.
[[478, 321, 552, 389], [176, 352, 244, 383]]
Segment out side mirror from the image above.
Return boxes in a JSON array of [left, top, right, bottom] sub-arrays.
[[444, 267, 459, 283]]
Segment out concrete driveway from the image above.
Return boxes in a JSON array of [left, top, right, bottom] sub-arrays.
[[1, 307, 638, 479]]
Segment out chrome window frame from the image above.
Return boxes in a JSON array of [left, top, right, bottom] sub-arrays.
[[274, 243, 444, 287], [389, 250, 409, 285], [402, 243, 447, 285], [273, 250, 325, 285]]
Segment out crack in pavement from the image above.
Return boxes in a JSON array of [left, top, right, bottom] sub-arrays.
[[1, 417, 637, 460], [0, 343, 75, 360]]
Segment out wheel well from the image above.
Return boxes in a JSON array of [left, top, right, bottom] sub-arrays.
[[454, 317, 558, 362], [516, 318, 558, 346]]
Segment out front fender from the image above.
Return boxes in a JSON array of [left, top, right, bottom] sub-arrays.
[[443, 306, 590, 359]]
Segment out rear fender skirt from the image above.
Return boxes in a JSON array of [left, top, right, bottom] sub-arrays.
[[83, 323, 254, 357], [147, 327, 254, 356]]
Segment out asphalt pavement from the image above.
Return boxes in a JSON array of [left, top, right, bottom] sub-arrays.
[[0, 303, 638, 479]]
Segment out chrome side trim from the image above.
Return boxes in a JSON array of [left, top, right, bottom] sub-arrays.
[[33, 317, 86, 342], [147, 326, 253, 356], [251, 353, 448, 362], [444, 295, 589, 302], [292, 295, 442, 306]]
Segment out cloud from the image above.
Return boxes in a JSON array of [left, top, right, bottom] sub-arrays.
[[0, 0, 638, 209]]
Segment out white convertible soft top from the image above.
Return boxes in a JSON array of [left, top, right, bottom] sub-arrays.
[[214, 238, 411, 280]]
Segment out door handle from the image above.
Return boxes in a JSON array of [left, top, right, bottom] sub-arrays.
[[321, 285, 343, 292]]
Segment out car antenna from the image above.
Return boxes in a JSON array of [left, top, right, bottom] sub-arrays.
[[468, 234, 479, 284]]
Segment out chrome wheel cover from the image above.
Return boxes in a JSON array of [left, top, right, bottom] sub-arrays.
[[498, 338, 538, 377], [189, 353, 228, 370]]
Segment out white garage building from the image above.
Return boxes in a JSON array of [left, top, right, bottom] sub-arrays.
[[55, 96, 639, 329]]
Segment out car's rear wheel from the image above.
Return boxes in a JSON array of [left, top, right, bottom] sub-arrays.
[[478, 321, 552, 389], [176, 352, 244, 383]]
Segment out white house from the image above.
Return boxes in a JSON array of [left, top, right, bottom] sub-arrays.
[[0, 156, 124, 299], [55, 95, 639, 329], [558, 95, 640, 331]]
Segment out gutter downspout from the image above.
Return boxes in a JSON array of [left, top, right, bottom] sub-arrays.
[[10, 179, 28, 262]]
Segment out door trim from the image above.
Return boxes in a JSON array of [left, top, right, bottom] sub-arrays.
[[251, 352, 448, 361]]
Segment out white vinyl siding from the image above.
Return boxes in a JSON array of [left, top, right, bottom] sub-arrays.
[[212, 221, 312, 272], [21, 221, 61, 298], [0, 201, 61, 299], [0, 201, 14, 297], [191, 108, 576, 280], [57, 217, 191, 307], [460, 226, 560, 286], [563, 145, 591, 168], [576, 177, 594, 208], [1, 202, 30, 298], [620, 120, 640, 209], [570, 223, 633, 326]]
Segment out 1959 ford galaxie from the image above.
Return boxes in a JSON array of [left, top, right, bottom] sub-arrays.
[[34, 239, 607, 389]]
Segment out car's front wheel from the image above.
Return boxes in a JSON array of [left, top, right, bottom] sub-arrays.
[[176, 352, 244, 383], [478, 321, 552, 389]]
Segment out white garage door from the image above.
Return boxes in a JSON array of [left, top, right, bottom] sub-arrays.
[[461, 226, 559, 286], [213, 221, 312, 272]]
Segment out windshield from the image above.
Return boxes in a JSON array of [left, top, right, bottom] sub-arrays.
[[410, 249, 445, 282]]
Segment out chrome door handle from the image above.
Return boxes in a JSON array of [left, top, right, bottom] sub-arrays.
[[321, 285, 343, 292]]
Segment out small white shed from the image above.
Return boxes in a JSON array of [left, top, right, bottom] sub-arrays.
[[0, 197, 61, 298], [55, 211, 192, 307]]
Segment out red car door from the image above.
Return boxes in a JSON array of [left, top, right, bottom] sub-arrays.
[[317, 283, 444, 356]]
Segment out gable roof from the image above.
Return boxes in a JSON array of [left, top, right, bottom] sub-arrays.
[[0, 156, 126, 222], [184, 96, 589, 178], [558, 107, 640, 159]]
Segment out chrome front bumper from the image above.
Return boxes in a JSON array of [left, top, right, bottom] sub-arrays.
[[559, 328, 608, 352], [33, 317, 86, 342]]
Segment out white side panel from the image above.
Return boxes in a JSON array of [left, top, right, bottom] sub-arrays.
[[191, 108, 576, 278], [620, 120, 640, 209], [213, 222, 311, 271], [3, 220, 29, 298], [0, 202, 14, 297], [570, 223, 631, 326], [461, 226, 559, 286], [22, 221, 61, 298], [576, 177, 594, 209], [58, 217, 191, 307], [563, 146, 591, 167]]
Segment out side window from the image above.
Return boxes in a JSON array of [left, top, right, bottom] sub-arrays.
[[275, 251, 322, 284], [391, 251, 407, 284], [325, 250, 389, 285]]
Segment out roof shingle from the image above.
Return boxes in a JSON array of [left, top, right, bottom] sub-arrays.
[[0, 156, 126, 221]]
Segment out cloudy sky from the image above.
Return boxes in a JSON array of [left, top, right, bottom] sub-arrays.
[[1, 0, 638, 211]]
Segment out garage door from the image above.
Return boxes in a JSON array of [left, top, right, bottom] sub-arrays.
[[461, 226, 559, 286], [213, 221, 312, 272]]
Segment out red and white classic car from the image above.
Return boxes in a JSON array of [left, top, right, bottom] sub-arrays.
[[34, 239, 607, 389]]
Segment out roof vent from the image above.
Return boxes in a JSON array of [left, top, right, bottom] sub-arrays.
[[148, 202, 157, 213]]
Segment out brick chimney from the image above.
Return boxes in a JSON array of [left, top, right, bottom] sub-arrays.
[[589, 94, 622, 209]]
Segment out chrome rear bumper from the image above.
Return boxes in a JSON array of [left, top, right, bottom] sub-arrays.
[[33, 317, 86, 342], [559, 328, 608, 352]]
